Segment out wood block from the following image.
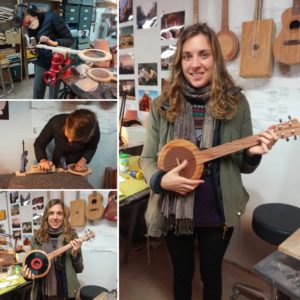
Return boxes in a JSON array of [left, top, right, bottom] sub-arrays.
[[239, 19, 275, 78], [279, 228, 300, 260], [70, 199, 86, 227]]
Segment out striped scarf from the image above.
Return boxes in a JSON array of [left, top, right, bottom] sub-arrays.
[[161, 83, 215, 235]]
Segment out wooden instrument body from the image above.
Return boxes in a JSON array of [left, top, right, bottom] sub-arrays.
[[239, 0, 275, 78], [85, 192, 104, 221], [273, 7, 300, 65], [23, 249, 51, 279], [70, 199, 86, 227], [157, 118, 300, 180], [216, 0, 239, 62], [240, 18, 275, 77], [103, 191, 117, 222]]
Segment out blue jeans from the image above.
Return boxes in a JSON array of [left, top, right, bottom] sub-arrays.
[[165, 226, 233, 300]]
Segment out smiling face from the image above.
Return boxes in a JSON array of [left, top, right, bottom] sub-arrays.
[[47, 204, 64, 230], [181, 33, 215, 88]]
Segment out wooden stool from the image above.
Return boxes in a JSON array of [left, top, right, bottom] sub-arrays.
[[0, 59, 14, 98]]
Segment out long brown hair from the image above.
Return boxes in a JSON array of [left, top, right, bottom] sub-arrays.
[[158, 23, 241, 122], [35, 199, 76, 244]]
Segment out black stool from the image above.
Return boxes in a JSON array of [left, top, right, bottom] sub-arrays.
[[231, 203, 300, 299], [80, 285, 109, 300]]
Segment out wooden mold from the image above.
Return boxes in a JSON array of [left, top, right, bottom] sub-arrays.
[[279, 228, 300, 260]]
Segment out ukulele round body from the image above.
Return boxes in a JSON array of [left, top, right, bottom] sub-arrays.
[[273, 8, 300, 65], [217, 30, 239, 62], [157, 139, 204, 180], [23, 249, 51, 278]]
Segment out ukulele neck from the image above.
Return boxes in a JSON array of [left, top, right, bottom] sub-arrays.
[[48, 243, 73, 260], [221, 0, 229, 30], [293, 0, 300, 15], [197, 134, 260, 163], [254, 0, 262, 21]]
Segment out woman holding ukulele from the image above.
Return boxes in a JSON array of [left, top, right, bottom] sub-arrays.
[[140, 23, 278, 300], [22, 199, 83, 299]]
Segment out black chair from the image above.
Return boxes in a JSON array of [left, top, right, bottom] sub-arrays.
[[80, 285, 109, 300], [231, 203, 300, 299]]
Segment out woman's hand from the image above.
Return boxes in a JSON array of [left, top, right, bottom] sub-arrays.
[[38, 159, 53, 172], [75, 157, 87, 171], [161, 160, 204, 195], [70, 239, 82, 257], [39, 35, 58, 47], [247, 126, 279, 157], [22, 264, 35, 280]]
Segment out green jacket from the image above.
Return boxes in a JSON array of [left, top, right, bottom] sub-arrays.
[[140, 93, 261, 237], [29, 233, 84, 300]]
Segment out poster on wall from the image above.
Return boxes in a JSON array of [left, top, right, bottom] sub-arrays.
[[120, 79, 136, 100], [138, 63, 158, 86], [161, 11, 185, 40], [119, 0, 133, 23], [136, 2, 157, 29], [138, 89, 158, 112], [161, 45, 176, 71], [0, 101, 9, 120], [120, 54, 135, 74], [120, 25, 134, 49]]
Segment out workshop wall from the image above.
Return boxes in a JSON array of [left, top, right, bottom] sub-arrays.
[[120, 0, 300, 270], [0, 190, 117, 291], [0, 101, 117, 189]]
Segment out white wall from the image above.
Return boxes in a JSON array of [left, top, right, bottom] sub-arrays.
[[0, 190, 117, 291], [0, 101, 117, 189], [121, 0, 300, 270]]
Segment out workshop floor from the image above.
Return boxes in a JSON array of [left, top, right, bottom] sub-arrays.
[[119, 239, 272, 300]]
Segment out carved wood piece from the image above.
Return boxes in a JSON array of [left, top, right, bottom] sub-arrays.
[[70, 199, 86, 227], [85, 191, 105, 221]]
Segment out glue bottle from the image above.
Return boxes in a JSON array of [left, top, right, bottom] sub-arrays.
[[119, 152, 129, 172]]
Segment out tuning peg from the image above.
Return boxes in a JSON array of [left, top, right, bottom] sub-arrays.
[[294, 135, 297, 141], [286, 137, 290, 142], [288, 115, 292, 120], [279, 118, 282, 123]]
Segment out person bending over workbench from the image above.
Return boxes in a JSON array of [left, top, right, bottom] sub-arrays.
[[13, 4, 74, 99], [34, 109, 100, 172]]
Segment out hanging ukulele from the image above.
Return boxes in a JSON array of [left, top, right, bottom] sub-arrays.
[[23, 230, 95, 278], [85, 191, 105, 221], [158, 117, 300, 180], [273, 0, 300, 65], [240, 0, 275, 78], [216, 0, 239, 62]]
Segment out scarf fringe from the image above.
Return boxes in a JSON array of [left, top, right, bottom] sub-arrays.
[[163, 214, 194, 235]]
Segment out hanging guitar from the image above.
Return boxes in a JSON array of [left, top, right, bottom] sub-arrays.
[[273, 0, 300, 65], [23, 230, 95, 279], [85, 191, 105, 221], [216, 0, 239, 62], [158, 117, 300, 180]]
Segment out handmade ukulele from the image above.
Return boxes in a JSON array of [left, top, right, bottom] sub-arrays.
[[23, 230, 95, 278], [240, 0, 275, 77], [70, 191, 86, 227], [85, 191, 105, 221], [216, 0, 239, 62], [273, 0, 300, 65], [103, 191, 117, 222], [158, 118, 300, 180]]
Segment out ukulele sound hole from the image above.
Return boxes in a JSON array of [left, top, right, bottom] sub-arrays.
[[290, 20, 300, 30], [92, 199, 97, 204], [253, 44, 259, 51]]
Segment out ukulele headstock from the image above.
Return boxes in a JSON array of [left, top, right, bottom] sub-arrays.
[[81, 229, 96, 242], [275, 116, 300, 141]]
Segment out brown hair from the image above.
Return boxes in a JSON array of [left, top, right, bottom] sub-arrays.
[[65, 109, 98, 142], [158, 23, 241, 122], [35, 199, 76, 243]]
